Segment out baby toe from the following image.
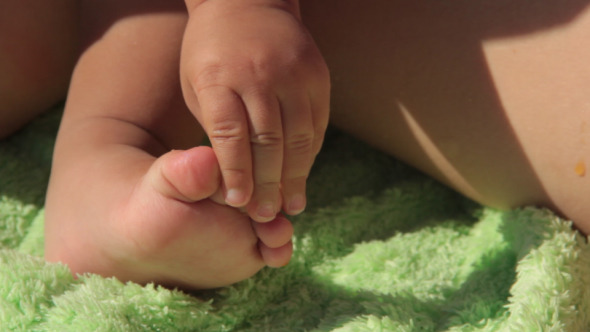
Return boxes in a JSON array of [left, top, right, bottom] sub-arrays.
[[149, 146, 221, 202], [252, 214, 293, 249], [258, 241, 293, 268]]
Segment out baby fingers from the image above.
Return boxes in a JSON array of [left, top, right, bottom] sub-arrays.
[[242, 89, 284, 222], [279, 92, 316, 216], [198, 85, 254, 207]]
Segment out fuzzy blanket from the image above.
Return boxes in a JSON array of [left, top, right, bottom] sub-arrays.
[[1, 108, 590, 331]]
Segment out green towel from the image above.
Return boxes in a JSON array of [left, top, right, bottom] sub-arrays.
[[1, 108, 589, 331]]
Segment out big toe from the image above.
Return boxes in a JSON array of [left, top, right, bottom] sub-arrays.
[[148, 146, 221, 202]]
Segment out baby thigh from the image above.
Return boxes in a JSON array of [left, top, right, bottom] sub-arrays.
[[302, 0, 590, 232], [0, 0, 78, 138]]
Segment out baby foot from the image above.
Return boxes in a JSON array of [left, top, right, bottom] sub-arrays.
[[45, 146, 292, 289]]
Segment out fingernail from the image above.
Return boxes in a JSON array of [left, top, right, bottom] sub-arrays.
[[257, 202, 276, 221], [226, 189, 246, 207], [288, 194, 306, 215]]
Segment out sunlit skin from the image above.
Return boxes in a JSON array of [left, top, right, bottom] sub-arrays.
[[1, 0, 590, 289]]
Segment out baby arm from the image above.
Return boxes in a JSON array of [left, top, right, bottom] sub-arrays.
[[180, 0, 331, 222]]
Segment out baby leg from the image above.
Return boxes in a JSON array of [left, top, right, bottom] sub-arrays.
[[45, 0, 292, 289], [0, 0, 77, 138], [302, 0, 590, 232]]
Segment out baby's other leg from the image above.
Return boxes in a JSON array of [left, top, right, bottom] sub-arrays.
[[302, 0, 590, 232], [0, 0, 78, 138]]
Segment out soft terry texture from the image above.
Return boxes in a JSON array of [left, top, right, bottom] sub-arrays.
[[1, 108, 590, 331]]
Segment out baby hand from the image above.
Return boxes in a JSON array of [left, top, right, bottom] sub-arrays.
[[180, 0, 330, 222]]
